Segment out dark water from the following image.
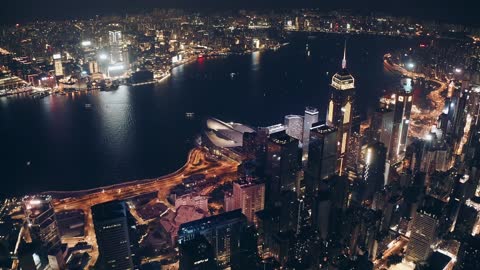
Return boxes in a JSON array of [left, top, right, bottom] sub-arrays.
[[0, 33, 418, 196]]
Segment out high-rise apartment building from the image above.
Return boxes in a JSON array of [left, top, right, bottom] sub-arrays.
[[233, 179, 265, 224]]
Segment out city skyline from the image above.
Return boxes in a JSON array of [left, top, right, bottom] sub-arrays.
[[1, 1, 479, 26], [2, 5, 480, 270]]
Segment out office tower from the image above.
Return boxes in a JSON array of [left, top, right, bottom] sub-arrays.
[[456, 236, 480, 270], [310, 175, 349, 241], [22, 195, 65, 270], [304, 124, 337, 196], [284, 115, 303, 141], [233, 179, 265, 224], [313, 190, 331, 240], [230, 226, 259, 270], [178, 210, 248, 268], [345, 131, 362, 175], [405, 197, 442, 262], [179, 235, 217, 270], [389, 80, 413, 162], [371, 107, 394, 147], [91, 201, 133, 270], [269, 231, 295, 267], [452, 203, 477, 240], [420, 132, 452, 174], [363, 142, 387, 201], [109, 30, 122, 45], [326, 42, 355, 173], [53, 54, 63, 77], [265, 132, 300, 207], [242, 131, 267, 160], [108, 30, 123, 64], [354, 209, 382, 260], [302, 107, 319, 164], [22, 196, 62, 252]]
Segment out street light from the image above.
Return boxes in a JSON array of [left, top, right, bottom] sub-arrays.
[[407, 62, 415, 69]]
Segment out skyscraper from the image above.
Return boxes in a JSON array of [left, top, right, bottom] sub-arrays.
[[22, 195, 62, 252], [91, 201, 133, 270], [326, 41, 355, 173], [363, 142, 387, 200], [52, 54, 63, 77], [108, 30, 122, 45], [108, 30, 124, 64], [179, 235, 217, 270], [304, 123, 338, 196], [405, 197, 442, 262], [265, 132, 300, 207], [178, 210, 248, 268], [284, 115, 303, 141], [302, 107, 319, 165], [22, 195, 65, 270], [233, 179, 265, 224], [370, 107, 394, 148], [389, 79, 413, 162], [456, 236, 480, 270]]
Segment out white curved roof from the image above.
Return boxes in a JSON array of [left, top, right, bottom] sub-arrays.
[[205, 118, 255, 148]]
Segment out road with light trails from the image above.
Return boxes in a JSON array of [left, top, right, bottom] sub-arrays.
[[48, 147, 239, 268], [384, 58, 448, 139]]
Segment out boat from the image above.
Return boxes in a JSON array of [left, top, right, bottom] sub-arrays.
[[101, 79, 119, 91], [185, 112, 195, 119], [31, 91, 50, 99], [85, 104, 92, 108]]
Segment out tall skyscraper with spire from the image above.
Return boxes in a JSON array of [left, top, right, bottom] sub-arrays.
[[326, 40, 355, 174]]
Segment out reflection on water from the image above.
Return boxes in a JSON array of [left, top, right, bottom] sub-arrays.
[[251, 51, 261, 70], [0, 33, 419, 195]]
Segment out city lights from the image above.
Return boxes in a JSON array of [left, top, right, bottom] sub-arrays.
[[81, 40, 92, 47], [2, 6, 480, 270]]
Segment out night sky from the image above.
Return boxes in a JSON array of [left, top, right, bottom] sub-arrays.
[[0, 0, 479, 26]]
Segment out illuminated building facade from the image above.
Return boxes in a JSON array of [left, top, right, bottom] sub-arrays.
[[363, 142, 387, 201], [233, 179, 265, 224], [178, 210, 248, 268], [91, 201, 134, 270], [389, 80, 413, 162], [302, 107, 319, 165], [179, 235, 217, 270], [53, 53, 63, 77], [405, 197, 442, 263], [284, 115, 303, 141], [326, 42, 355, 173], [22, 195, 65, 270], [108, 30, 124, 64], [22, 195, 62, 252]]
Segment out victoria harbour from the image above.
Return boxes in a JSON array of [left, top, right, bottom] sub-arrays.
[[0, 34, 415, 196], [3, 4, 480, 270]]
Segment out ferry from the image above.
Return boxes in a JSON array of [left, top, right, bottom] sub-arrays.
[[30, 91, 50, 99]]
